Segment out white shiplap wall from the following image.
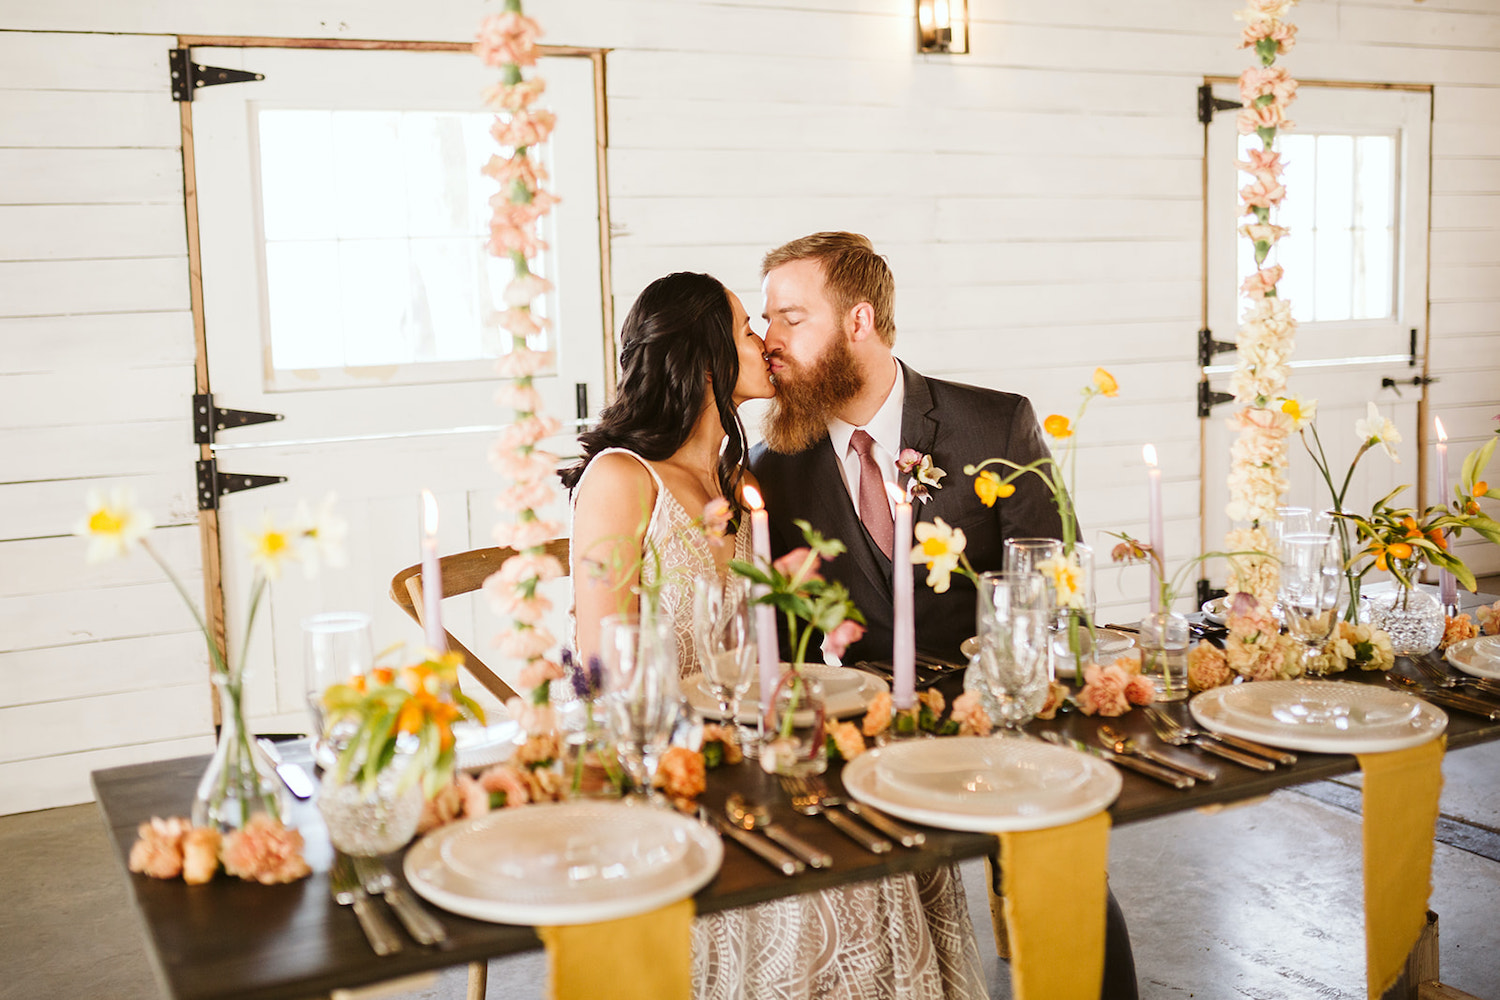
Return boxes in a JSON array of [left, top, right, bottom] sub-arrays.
[[2, 0, 1499, 813]]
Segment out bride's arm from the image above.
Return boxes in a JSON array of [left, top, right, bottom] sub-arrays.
[[570, 452, 657, 667]]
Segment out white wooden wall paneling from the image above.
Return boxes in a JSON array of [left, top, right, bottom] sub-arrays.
[[2, 579, 201, 655], [0, 527, 200, 600], [1, 685, 211, 765], [0, 313, 194, 372], [2, 633, 207, 713], [1432, 231, 1500, 265], [0, 737, 213, 817], [0, 149, 185, 204], [0, 258, 190, 316], [0, 475, 197, 543], [0, 205, 188, 261], [0, 369, 190, 429], [6, 422, 188, 483]]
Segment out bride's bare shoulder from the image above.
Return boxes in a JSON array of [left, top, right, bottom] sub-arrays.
[[574, 450, 658, 513]]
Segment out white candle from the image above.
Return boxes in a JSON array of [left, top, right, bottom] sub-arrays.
[[886, 483, 915, 710], [1436, 417, 1457, 608], [420, 490, 446, 652], [1143, 444, 1164, 613], [742, 486, 781, 706]]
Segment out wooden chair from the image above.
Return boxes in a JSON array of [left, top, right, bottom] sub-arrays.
[[389, 538, 570, 704]]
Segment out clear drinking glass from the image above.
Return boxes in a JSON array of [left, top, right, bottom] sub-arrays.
[[1002, 539, 1063, 678], [303, 611, 374, 766], [973, 571, 1050, 736], [692, 576, 757, 749], [1279, 532, 1343, 676], [599, 614, 678, 797], [1269, 505, 1314, 551]]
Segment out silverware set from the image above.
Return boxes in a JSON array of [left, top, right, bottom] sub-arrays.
[[1041, 709, 1294, 790], [329, 853, 449, 955], [1385, 669, 1500, 720]]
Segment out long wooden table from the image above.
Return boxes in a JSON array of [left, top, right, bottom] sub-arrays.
[[95, 635, 1500, 1000]]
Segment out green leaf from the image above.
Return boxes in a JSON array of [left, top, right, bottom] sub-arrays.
[[728, 559, 772, 587]]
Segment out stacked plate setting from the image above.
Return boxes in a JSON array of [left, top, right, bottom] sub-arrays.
[[1446, 634, 1500, 681], [1189, 680, 1447, 754]]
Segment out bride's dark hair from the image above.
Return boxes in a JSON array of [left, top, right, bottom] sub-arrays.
[[559, 272, 748, 518]]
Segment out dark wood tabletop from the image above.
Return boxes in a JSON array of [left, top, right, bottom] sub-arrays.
[[95, 619, 1500, 1000]]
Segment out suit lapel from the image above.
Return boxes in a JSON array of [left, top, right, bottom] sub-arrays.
[[804, 438, 893, 600], [900, 364, 943, 527]]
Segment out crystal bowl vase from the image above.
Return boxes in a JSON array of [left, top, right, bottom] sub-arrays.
[[318, 765, 425, 857], [1367, 586, 1445, 657]]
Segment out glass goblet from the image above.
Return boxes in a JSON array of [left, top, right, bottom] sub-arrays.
[[1279, 532, 1343, 676], [974, 608, 1050, 736], [598, 615, 678, 797], [692, 576, 757, 749]]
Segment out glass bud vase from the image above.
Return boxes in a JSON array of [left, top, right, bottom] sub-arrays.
[[192, 675, 285, 831], [758, 665, 827, 776], [1052, 543, 1097, 677], [1138, 612, 1191, 702], [1368, 585, 1445, 657], [317, 765, 425, 857]]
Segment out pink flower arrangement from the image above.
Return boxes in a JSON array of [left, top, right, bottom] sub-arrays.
[[494, 348, 554, 379], [1187, 642, 1234, 692], [701, 497, 733, 538], [1077, 658, 1154, 717], [820, 618, 867, 660], [496, 413, 561, 451], [479, 765, 533, 807], [654, 746, 707, 803], [861, 690, 893, 737], [482, 153, 549, 194], [1239, 65, 1298, 105], [475, 11, 543, 67], [498, 478, 555, 513], [492, 516, 564, 551], [950, 691, 993, 737], [1238, 176, 1287, 211], [772, 547, 823, 582], [220, 815, 311, 885], [490, 109, 557, 150], [484, 78, 546, 112], [1240, 265, 1283, 299], [1035, 681, 1069, 721], [1237, 101, 1294, 136], [128, 816, 192, 880], [828, 720, 868, 761]]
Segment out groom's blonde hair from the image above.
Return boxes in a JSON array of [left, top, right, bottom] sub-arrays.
[[761, 231, 896, 346]]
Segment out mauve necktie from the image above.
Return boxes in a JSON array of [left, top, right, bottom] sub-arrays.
[[850, 429, 893, 559]]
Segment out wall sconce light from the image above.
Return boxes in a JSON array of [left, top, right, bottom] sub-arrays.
[[917, 0, 968, 54]]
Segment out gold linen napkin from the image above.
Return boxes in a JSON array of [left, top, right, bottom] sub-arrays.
[[1356, 734, 1445, 1000], [994, 811, 1112, 1000], [536, 897, 695, 1000]]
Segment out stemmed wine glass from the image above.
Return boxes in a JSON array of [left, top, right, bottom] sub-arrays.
[[1279, 532, 1343, 676], [974, 571, 1050, 736], [302, 612, 374, 767], [692, 575, 757, 750], [598, 615, 678, 797]]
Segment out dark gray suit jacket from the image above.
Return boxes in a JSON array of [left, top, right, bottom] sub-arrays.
[[748, 363, 1066, 665]]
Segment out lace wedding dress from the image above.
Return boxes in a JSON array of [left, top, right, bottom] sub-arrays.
[[572, 449, 987, 1000]]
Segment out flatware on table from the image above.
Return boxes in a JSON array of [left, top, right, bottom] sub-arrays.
[[1141, 708, 1296, 765], [1384, 674, 1500, 721], [352, 855, 449, 947], [726, 793, 831, 869], [698, 806, 804, 876], [1041, 730, 1193, 789], [1399, 658, 1500, 695], [255, 738, 315, 800], [781, 776, 892, 853], [1142, 707, 1277, 770], [330, 854, 403, 956], [1098, 725, 1218, 783], [803, 773, 925, 848]]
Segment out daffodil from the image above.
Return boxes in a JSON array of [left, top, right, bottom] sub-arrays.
[[1042, 414, 1073, 439], [911, 518, 966, 594], [973, 470, 1015, 508], [292, 493, 348, 576], [74, 488, 153, 563], [1091, 368, 1119, 398], [1037, 555, 1084, 610], [244, 512, 299, 581], [1354, 401, 1402, 462], [1278, 395, 1317, 430]]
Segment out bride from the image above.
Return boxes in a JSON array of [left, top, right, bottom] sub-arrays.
[[561, 271, 984, 1000]]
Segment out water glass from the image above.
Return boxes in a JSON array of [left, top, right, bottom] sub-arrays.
[[973, 572, 1050, 735], [598, 615, 678, 796], [692, 576, 757, 748], [303, 612, 373, 764], [1002, 539, 1063, 676], [1279, 533, 1343, 675]]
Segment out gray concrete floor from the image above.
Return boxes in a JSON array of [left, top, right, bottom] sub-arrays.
[[4, 744, 1498, 1000]]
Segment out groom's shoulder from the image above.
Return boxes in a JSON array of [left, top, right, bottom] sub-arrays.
[[748, 440, 800, 477], [912, 368, 1033, 420]]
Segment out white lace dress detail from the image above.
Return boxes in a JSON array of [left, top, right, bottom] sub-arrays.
[[571, 448, 985, 1000]]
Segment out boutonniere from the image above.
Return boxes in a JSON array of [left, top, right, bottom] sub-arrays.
[[896, 449, 945, 504]]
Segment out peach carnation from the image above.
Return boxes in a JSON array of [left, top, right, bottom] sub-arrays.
[[1077, 662, 1132, 717], [1188, 642, 1233, 692], [950, 691, 993, 737], [1476, 600, 1500, 636], [475, 11, 543, 68], [220, 815, 310, 885], [1442, 614, 1480, 650], [653, 746, 707, 801], [1036, 681, 1070, 721], [182, 827, 222, 885], [479, 764, 532, 808], [128, 816, 191, 880], [829, 720, 868, 761], [862, 691, 893, 737]]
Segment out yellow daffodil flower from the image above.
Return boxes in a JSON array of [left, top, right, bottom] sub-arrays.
[[74, 488, 154, 563], [1043, 414, 1073, 439], [973, 470, 1015, 508], [1278, 395, 1317, 430], [1092, 367, 1119, 398], [911, 518, 966, 594]]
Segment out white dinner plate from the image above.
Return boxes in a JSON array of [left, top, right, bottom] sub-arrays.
[[842, 736, 1121, 833], [1200, 598, 1228, 625], [686, 664, 888, 723], [404, 801, 722, 925], [1447, 635, 1500, 680], [1189, 680, 1447, 754], [960, 627, 1136, 663]]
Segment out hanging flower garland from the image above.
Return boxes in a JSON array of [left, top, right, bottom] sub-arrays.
[[1223, 0, 1301, 622], [476, 1, 566, 732]]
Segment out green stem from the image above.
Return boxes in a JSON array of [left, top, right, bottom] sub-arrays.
[[143, 540, 227, 677]]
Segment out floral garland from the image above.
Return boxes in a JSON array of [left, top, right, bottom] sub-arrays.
[[1224, 0, 1301, 624], [475, 2, 568, 731]]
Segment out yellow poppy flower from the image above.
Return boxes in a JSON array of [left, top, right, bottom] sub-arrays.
[[973, 470, 1015, 508], [1092, 368, 1119, 398], [1043, 414, 1073, 439]]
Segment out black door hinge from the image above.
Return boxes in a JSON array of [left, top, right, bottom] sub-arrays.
[[1198, 84, 1241, 124], [1198, 328, 1237, 368], [193, 393, 283, 445], [196, 459, 287, 511], [169, 48, 265, 102], [1380, 375, 1439, 398], [1197, 381, 1235, 419]]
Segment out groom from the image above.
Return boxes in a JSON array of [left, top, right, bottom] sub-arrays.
[[747, 231, 1138, 1000], [747, 230, 1065, 666]]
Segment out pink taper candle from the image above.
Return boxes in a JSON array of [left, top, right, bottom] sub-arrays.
[[886, 482, 915, 710], [1436, 417, 1458, 608], [1143, 444, 1164, 613], [420, 490, 446, 652], [742, 486, 781, 707]]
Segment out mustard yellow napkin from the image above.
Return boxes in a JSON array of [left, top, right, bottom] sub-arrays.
[[1356, 735, 1445, 1000], [994, 811, 1112, 1000], [536, 898, 695, 1000]]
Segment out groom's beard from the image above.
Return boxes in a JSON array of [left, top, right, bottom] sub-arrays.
[[762, 336, 865, 455]]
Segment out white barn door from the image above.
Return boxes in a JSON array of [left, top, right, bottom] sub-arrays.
[[190, 46, 601, 732]]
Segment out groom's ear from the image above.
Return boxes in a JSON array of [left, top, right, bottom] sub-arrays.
[[846, 301, 878, 343]]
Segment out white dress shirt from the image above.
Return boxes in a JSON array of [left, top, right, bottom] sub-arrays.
[[826, 361, 905, 520]]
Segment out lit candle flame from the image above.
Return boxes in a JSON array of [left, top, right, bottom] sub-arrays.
[[422, 489, 439, 536], [743, 484, 764, 511], [884, 481, 907, 506], [1435, 416, 1447, 442], [1142, 443, 1158, 467]]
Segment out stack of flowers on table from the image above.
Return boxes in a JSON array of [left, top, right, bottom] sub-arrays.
[[77, 488, 344, 883]]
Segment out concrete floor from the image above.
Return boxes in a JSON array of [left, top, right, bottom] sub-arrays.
[[4, 744, 1498, 1000]]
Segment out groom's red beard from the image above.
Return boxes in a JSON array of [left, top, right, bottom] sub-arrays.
[[762, 335, 865, 454]]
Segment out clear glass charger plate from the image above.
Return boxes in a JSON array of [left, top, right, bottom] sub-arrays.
[[1447, 635, 1500, 680], [841, 736, 1121, 833], [960, 627, 1136, 663], [404, 800, 722, 926], [1189, 680, 1447, 754], [685, 664, 888, 723]]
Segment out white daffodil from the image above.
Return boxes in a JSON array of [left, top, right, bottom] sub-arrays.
[[1278, 395, 1317, 431], [292, 493, 348, 577], [1037, 555, 1085, 610], [1354, 401, 1402, 462], [243, 511, 299, 581], [74, 488, 154, 563], [914, 454, 946, 489], [911, 518, 966, 594]]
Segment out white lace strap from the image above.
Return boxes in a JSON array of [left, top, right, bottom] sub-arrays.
[[573, 446, 666, 539]]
